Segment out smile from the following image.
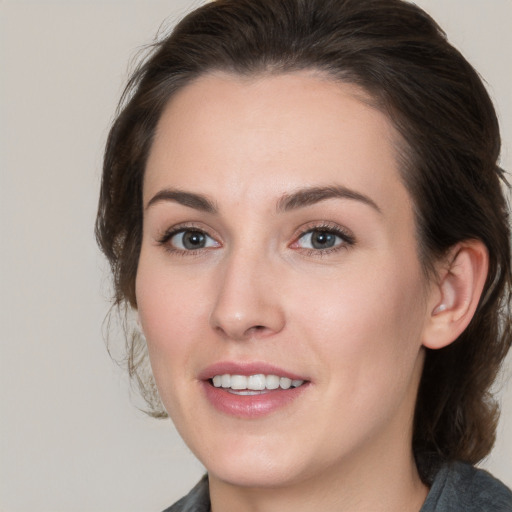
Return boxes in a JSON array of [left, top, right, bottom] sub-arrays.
[[201, 364, 310, 418], [211, 374, 305, 393]]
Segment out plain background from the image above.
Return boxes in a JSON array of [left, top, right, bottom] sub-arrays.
[[1, 1, 511, 510]]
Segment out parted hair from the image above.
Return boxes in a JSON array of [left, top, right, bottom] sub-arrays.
[[96, 0, 511, 482]]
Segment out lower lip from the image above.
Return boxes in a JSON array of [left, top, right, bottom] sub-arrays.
[[202, 381, 308, 418]]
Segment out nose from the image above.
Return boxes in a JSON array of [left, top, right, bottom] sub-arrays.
[[209, 250, 286, 341]]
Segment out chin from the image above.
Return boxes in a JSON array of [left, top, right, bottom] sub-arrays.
[[208, 455, 306, 489], [187, 431, 312, 489]]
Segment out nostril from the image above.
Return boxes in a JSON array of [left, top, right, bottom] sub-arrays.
[[250, 325, 267, 333], [244, 325, 270, 338]]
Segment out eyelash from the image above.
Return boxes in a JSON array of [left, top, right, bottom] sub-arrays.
[[156, 222, 355, 257], [156, 223, 219, 257], [291, 222, 356, 257]]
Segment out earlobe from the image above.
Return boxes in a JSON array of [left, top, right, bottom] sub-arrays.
[[422, 240, 489, 350]]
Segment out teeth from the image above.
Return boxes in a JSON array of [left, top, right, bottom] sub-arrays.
[[221, 374, 230, 388], [280, 377, 292, 389], [266, 375, 280, 390], [230, 375, 247, 390], [247, 374, 266, 390], [211, 374, 305, 391]]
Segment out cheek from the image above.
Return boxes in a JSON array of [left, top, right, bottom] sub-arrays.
[[135, 259, 214, 421], [290, 256, 428, 381], [135, 256, 205, 376]]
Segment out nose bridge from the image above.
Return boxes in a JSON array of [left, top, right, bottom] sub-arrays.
[[209, 242, 285, 340]]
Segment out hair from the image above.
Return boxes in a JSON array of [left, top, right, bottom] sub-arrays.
[[96, 0, 511, 482]]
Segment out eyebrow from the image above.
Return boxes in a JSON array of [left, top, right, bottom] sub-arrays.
[[277, 185, 382, 213], [146, 188, 217, 213], [145, 184, 381, 215]]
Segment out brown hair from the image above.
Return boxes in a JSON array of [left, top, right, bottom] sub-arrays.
[[96, 0, 511, 481]]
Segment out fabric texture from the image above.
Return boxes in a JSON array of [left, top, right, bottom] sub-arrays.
[[163, 462, 512, 511], [420, 462, 512, 511], [163, 475, 210, 512]]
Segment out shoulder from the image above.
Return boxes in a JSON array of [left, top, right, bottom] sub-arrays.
[[162, 475, 210, 512], [421, 461, 512, 512]]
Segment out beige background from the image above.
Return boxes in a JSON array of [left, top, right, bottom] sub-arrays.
[[1, 1, 510, 510]]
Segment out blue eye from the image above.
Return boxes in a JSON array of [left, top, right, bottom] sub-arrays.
[[169, 229, 218, 251], [296, 229, 349, 250]]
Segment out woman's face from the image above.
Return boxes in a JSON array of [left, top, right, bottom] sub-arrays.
[[137, 72, 434, 489]]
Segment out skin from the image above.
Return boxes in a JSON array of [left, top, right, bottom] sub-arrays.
[[136, 71, 436, 511]]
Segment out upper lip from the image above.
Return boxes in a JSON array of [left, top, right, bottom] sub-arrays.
[[198, 361, 308, 382]]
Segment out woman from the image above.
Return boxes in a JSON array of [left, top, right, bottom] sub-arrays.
[[96, 0, 512, 510]]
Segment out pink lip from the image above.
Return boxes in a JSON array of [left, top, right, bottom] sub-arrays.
[[199, 361, 310, 419]]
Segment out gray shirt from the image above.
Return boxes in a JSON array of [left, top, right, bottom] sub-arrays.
[[164, 462, 512, 511], [421, 462, 512, 511]]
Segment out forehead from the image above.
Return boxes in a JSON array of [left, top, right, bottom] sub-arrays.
[[144, 71, 410, 216]]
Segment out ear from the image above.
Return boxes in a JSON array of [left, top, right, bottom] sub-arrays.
[[422, 240, 489, 350]]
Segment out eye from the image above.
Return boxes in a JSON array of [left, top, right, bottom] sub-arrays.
[[164, 229, 219, 251], [293, 225, 355, 253], [298, 230, 340, 250]]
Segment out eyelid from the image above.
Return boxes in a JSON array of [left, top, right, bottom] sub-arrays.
[[156, 222, 221, 254], [289, 221, 356, 252], [154, 220, 355, 257]]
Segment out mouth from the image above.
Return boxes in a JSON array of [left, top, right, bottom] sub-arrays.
[[200, 362, 310, 418], [210, 374, 305, 395]]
